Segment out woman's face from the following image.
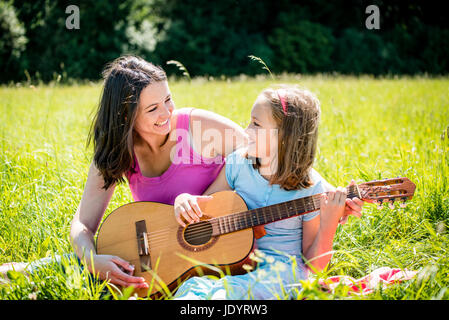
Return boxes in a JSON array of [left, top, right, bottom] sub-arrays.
[[133, 80, 175, 139], [244, 95, 279, 162]]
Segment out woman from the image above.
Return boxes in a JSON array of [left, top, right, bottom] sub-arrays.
[[1, 55, 365, 291]]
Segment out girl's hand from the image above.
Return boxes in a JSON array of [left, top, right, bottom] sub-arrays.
[[174, 193, 213, 227], [340, 197, 364, 224], [319, 187, 347, 231], [85, 254, 149, 289], [340, 179, 365, 225]]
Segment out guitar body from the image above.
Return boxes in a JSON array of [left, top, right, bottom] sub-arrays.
[[96, 191, 255, 298]]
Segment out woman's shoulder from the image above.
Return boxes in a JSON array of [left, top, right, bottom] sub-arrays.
[[173, 107, 235, 134], [173, 107, 215, 122], [172, 107, 193, 122], [174, 107, 194, 115], [189, 108, 242, 131]]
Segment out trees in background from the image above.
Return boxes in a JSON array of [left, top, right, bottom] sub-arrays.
[[1, 0, 448, 83]]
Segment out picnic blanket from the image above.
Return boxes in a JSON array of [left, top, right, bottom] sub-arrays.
[[318, 267, 418, 295]]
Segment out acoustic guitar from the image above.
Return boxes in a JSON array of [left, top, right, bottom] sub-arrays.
[[95, 177, 416, 298]]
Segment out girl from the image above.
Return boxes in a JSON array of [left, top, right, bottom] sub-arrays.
[[173, 86, 356, 299]]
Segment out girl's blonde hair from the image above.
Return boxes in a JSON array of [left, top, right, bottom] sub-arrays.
[[246, 85, 321, 191]]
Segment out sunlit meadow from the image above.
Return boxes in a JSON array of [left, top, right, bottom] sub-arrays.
[[0, 74, 448, 299]]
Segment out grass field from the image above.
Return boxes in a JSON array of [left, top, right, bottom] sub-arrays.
[[0, 75, 448, 299]]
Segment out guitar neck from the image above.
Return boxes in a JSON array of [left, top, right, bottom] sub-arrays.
[[211, 184, 360, 236]]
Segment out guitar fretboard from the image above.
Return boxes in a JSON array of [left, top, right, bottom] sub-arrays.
[[211, 185, 359, 236]]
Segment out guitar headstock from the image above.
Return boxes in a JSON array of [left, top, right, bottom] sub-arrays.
[[348, 177, 416, 209]]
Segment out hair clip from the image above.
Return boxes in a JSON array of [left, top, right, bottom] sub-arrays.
[[277, 90, 288, 115]]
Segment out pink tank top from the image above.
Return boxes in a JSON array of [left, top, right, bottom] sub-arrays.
[[125, 107, 226, 205]]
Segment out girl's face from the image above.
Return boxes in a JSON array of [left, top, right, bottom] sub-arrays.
[[134, 80, 175, 139], [244, 95, 279, 166]]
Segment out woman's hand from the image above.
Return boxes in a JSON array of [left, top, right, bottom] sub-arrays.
[[319, 187, 347, 231], [85, 254, 149, 289], [174, 193, 213, 227]]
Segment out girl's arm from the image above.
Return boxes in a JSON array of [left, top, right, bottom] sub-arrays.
[[174, 165, 231, 226], [302, 187, 347, 273]]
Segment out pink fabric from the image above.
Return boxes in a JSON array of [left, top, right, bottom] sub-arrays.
[[126, 107, 225, 205], [318, 267, 418, 295]]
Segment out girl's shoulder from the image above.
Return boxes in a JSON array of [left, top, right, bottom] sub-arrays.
[[223, 147, 255, 189], [225, 147, 252, 167], [309, 168, 323, 184], [308, 168, 333, 193]]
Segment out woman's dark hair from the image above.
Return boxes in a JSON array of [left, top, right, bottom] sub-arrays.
[[86, 55, 167, 190]]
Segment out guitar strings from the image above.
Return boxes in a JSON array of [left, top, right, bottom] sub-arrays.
[[159, 187, 357, 240], [143, 189, 359, 246], [144, 195, 320, 243], [143, 193, 333, 246], [142, 199, 314, 248], [112, 190, 361, 250], [146, 195, 403, 249], [146, 191, 355, 244], [104, 186, 391, 252], [100, 190, 356, 250]]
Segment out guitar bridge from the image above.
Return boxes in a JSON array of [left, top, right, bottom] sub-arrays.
[[135, 220, 151, 272]]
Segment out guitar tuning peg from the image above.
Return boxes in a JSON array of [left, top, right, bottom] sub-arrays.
[[399, 197, 408, 208], [399, 198, 408, 208], [376, 199, 384, 210], [388, 200, 395, 209]]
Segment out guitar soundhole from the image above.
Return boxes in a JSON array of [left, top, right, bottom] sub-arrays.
[[177, 216, 218, 252], [184, 221, 213, 245]]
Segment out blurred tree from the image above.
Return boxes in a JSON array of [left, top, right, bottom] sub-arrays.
[[12, 0, 132, 82], [148, 0, 275, 76], [268, 13, 335, 73], [333, 28, 401, 75], [0, 1, 27, 83], [1, 0, 448, 83]]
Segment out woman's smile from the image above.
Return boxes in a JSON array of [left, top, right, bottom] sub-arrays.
[[154, 118, 169, 127]]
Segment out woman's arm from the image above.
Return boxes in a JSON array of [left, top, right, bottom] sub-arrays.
[[190, 108, 248, 158], [70, 162, 114, 260], [203, 165, 231, 195], [70, 161, 148, 289]]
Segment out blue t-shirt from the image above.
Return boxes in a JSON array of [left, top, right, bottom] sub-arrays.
[[225, 148, 329, 259]]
